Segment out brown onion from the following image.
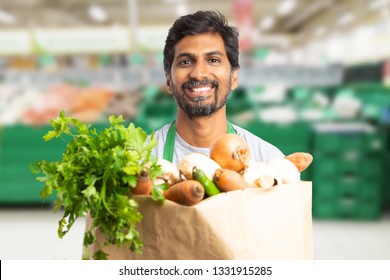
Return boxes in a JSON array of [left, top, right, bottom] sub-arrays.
[[210, 134, 250, 173]]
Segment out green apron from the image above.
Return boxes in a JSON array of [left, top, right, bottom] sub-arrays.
[[163, 121, 237, 162]]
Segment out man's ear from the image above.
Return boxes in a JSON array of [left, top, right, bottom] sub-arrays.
[[165, 73, 172, 94], [230, 68, 239, 91]]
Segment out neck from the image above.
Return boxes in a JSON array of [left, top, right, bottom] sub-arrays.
[[175, 108, 228, 148]]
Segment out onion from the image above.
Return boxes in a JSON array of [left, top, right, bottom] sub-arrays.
[[210, 134, 250, 173]]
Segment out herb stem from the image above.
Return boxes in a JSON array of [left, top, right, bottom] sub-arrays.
[[100, 160, 114, 216]]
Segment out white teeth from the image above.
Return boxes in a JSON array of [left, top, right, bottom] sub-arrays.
[[191, 87, 211, 92]]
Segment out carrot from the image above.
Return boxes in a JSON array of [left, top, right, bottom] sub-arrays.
[[213, 168, 246, 192], [164, 180, 205, 206], [284, 152, 313, 173], [132, 169, 153, 195]]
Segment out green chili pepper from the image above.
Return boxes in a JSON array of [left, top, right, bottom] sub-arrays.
[[192, 166, 220, 197]]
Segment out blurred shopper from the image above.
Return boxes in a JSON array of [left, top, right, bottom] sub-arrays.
[[152, 10, 283, 164]]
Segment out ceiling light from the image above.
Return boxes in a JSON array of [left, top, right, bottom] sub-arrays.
[[0, 9, 17, 24], [88, 5, 108, 22], [369, 0, 390, 10], [337, 12, 354, 26], [277, 0, 296, 16], [260, 16, 275, 31], [313, 26, 326, 37], [164, 0, 186, 2], [381, 7, 390, 17], [176, 3, 188, 16]]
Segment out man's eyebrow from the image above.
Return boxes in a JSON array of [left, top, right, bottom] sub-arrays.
[[175, 52, 195, 60], [175, 50, 225, 60], [205, 50, 224, 57]]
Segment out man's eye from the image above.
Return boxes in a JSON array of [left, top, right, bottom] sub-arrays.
[[179, 59, 192, 65], [209, 58, 220, 63]]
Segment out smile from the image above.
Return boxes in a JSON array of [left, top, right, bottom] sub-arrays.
[[190, 86, 212, 93]]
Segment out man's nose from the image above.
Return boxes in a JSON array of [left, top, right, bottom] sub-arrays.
[[189, 62, 209, 80]]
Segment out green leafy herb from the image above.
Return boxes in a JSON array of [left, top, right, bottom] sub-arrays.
[[30, 111, 164, 260]]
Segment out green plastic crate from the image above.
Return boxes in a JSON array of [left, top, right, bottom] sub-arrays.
[[357, 200, 382, 219], [313, 127, 387, 155], [314, 133, 341, 154], [313, 181, 338, 200], [358, 179, 382, 201], [364, 131, 387, 153], [360, 156, 383, 178], [338, 154, 361, 174], [313, 156, 339, 178], [243, 122, 312, 155], [340, 133, 364, 152], [0, 125, 66, 204], [134, 92, 177, 133], [336, 196, 358, 218], [312, 199, 337, 219], [338, 175, 359, 197]]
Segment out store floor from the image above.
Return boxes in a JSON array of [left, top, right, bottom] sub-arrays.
[[0, 207, 389, 260]]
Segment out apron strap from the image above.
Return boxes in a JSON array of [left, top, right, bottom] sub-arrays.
[[163, 121, 237, 163], [163, 121, 177, 163], [227, 121, 237, 134]]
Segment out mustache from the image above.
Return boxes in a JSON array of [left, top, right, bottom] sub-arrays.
[[182, 79, 219, 90]]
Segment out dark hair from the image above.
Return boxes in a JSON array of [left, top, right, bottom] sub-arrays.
[[163, 10, 240, 74]]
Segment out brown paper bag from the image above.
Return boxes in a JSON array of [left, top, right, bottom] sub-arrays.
[[84, 181, 313, 260]]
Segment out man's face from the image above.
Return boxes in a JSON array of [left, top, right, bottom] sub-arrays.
[[166, 32, 238, 119]]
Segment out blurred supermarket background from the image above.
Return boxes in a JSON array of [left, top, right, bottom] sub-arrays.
[[0, 0, 390, 259]]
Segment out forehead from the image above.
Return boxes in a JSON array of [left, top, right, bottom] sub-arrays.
[[174, 32, 226, 57]]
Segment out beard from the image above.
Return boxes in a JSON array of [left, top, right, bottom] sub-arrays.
[[170, 77, 232, 119]]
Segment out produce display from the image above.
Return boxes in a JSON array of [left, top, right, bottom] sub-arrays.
[[0, 83, 142, 125], [31, 111, 313, 260]]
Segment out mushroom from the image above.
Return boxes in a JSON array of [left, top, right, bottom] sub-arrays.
[[155, 158, 181, 186], [243, 159, 282, 190], [267, 157, 301, 184]]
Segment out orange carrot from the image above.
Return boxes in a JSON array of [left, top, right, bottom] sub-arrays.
[[284, 152, 313, 173], [132, 169, 153, 195], [164, 180, 205, 206], [213, 168, 246, 192]]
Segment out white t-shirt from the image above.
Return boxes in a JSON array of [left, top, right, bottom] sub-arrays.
[[151, 122, 284, 165]]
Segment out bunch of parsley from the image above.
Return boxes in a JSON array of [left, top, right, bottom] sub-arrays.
[[31, 111, 163, 260]]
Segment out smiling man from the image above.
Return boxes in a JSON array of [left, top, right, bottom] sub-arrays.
[[152, 10, 284, 165]]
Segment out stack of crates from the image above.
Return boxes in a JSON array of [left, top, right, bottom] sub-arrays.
[[226, 87, 257, 125], [134, 89, 177, 134], [242, 121, 313, 181], [0, 124, 66, 204], [312, 123, 387, 220], [384, 151, 390, 211]]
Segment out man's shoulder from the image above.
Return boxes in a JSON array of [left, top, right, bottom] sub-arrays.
[[231, 124, 260, 142]]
